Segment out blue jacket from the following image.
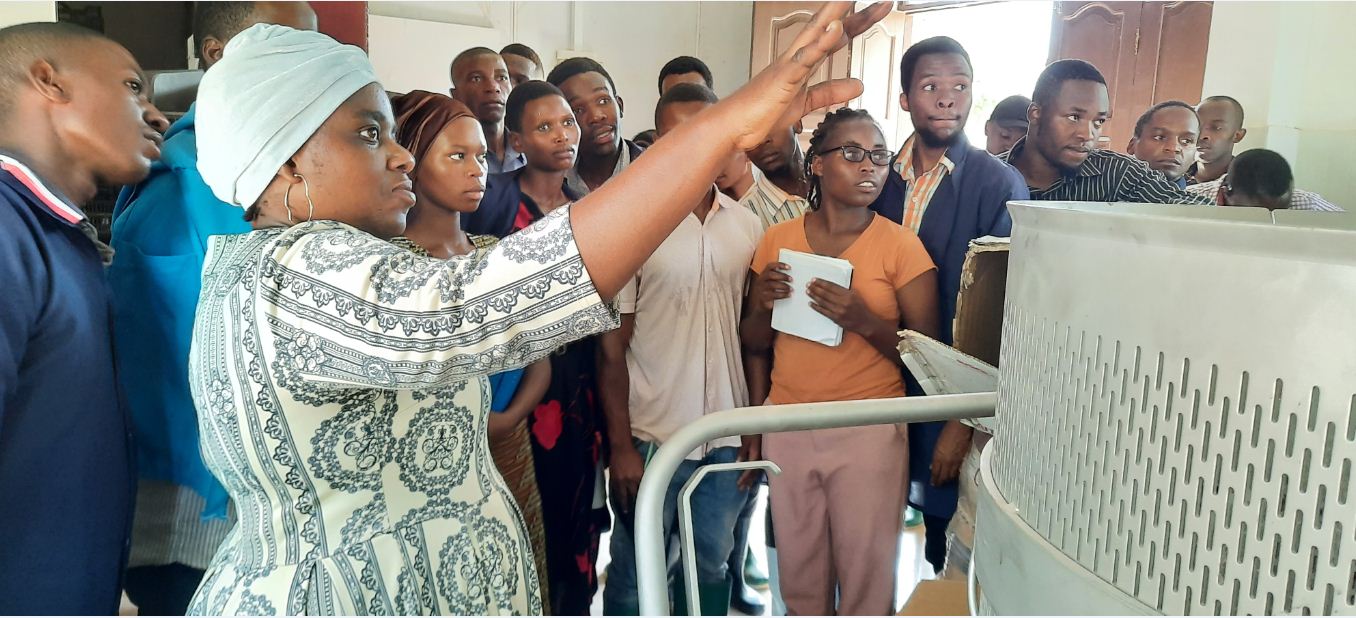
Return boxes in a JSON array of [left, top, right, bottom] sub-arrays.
[[869, 135, 1028, 518], [108, 105, 248, 519], [0, 155, 132, 614], [464, 168, 584, 238]]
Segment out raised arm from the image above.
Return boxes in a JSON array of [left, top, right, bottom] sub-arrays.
[[571, 2, 891, 298]]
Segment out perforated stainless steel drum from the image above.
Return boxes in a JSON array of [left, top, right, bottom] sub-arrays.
[[974, 202, 1356, 615]]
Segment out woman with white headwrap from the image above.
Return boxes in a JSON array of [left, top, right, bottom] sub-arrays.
[[185, 4, 887, 615]]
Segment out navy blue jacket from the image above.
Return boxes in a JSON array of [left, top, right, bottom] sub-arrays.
[[0, 155, 132, 614], [464, 168, 584, 238], [869, 136, 1028, 519]]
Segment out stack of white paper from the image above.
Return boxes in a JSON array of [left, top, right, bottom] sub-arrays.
[[771, 248, 853, 346]]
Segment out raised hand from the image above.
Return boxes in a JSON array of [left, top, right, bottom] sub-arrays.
[[718, 1, 893, 152]]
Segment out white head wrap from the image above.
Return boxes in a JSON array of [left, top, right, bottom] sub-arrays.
[[196, 24, 379, 208]]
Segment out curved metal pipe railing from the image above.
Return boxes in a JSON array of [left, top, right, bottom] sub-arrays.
[[635, 392, 998, 616]]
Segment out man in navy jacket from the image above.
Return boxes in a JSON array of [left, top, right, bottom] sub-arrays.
[[868, 36, 1028, 574], [0, 23, 168, 614]]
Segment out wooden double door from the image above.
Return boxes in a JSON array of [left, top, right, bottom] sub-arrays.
[[750, 1, 1214, 151]]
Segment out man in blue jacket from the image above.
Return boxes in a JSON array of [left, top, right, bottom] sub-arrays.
[[868, 36, 1029, 575], [0, 23, 168, 614], [107, 3, 315, 614]]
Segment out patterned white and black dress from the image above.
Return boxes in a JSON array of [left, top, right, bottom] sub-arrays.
[[185, 207, 616, 615]]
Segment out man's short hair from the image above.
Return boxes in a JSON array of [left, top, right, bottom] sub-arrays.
[[505, 80, 566, 133], [1199, 94, 1245, 126], [1032, 59, 1106, 107], [547, 57, 617, 94], [0, 22, 109, 117], [1228, 149, 1292, 199], [450, 46, 499, 80], [657, 55, 713, 94], [898, 36, 971, 92], [654, 82, 718, 127], [1133, 100, 1196, 138], [500, 43, 544, 72], [192, 2, 256, 57]]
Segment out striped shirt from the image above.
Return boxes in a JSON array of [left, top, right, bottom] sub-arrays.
[[739, 167, 811, 230], [1000, 137, 1213, 204], [1187, 177, 1344, 212], [894, 134, 955, 232]]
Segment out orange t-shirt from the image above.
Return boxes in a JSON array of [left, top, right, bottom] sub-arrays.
[[750, 214, 936, 405]]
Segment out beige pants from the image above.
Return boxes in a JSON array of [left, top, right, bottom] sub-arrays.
[[764, 422, 909, 615]]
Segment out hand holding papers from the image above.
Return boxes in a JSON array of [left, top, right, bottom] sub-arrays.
[[771, 249, 854, 346]]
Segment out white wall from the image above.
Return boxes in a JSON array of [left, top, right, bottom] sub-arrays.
[[368, 1, 753, 136], [0, 1, 56, 28], [1201, 1, 1356, 206]]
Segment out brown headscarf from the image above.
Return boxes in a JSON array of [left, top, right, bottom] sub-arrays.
[[390, 90, 477, 177]]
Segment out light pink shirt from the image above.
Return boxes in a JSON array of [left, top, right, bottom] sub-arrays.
[[617, 189, 764, 458]]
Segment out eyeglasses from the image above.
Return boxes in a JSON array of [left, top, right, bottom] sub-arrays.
[[820, 145, 894, 166]]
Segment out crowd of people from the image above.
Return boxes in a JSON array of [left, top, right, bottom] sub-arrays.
[[0, 1, 1345, 616]]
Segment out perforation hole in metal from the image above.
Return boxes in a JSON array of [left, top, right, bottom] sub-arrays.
[[993, 307, 1356, 615]]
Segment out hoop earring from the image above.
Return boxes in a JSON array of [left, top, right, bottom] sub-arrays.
[[294, 173, 315, 222], [283, 182, 296, 224]]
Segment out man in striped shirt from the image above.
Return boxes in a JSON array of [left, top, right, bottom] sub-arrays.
[[1001, 59, 1212, 205]]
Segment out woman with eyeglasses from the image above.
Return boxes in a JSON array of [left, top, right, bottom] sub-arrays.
[[739, 108, 941, 616]]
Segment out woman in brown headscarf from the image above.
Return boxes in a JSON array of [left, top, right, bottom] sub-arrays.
[[389, 89, 553, 612]]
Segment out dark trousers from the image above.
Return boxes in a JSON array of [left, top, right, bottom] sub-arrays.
[[725, 482, 760, 589], [123, 563, 206, 616], [922, 514, 950, 574]]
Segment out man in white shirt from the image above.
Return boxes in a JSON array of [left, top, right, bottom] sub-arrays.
[[597, 83, 765, 616]]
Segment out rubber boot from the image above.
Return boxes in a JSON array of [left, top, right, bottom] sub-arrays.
[[699, 579, 733, 616]]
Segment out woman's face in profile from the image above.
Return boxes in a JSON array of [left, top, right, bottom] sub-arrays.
[[413, 116, 488, 214], [290, 83, 417, 239]]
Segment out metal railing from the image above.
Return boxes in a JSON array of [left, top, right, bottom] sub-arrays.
[[634, 392, 998, 616]]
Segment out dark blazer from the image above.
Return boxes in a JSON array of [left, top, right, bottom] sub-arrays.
[[868, 135, 1028, 520], [463, 169, 584, 239], [870, 135, 1029, 345]]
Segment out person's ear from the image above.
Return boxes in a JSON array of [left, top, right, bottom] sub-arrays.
[[509, 131, 524, 155], [1126, 137, 1137, 155], [616, 95, 625, 118], [1216, 184, 1227, 206], [1234, 127, 1247, 144], [899, 91, 911, 113], [276, 158, 306, 186], [27, 59, 69, 104], [810, 153, 824, 179], [1027, 104, 1040, 135], [200, 36, 226, 68]]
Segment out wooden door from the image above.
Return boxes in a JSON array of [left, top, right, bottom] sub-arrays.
[[750, 2, 854, 148], [1139, 1, 1212, 105], [314, 1, 369, 51], [1048, 1, 1212, 149], [849, 10, 911, 149]]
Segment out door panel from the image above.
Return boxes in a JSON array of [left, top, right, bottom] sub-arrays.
[[1143, 1, 1212, 105]]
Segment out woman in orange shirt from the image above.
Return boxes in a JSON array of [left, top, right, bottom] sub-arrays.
[[741, 108, 940, 615]]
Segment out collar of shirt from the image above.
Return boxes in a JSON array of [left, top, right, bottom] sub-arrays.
[[0, 153, 86, 225], [0, 153, 114, 263], [894, 134, 955, 181], [1002, 136, 1108, 195], [486, 132, 527, 173], [566, 139, 635, 196]]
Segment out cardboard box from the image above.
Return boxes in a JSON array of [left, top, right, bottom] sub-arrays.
[[898, 580, 970, 616]]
